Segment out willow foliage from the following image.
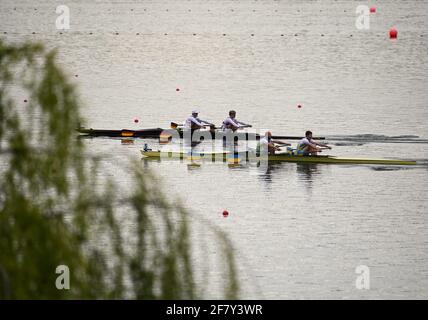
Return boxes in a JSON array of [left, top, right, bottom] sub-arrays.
[[0, 40, 238, 299]]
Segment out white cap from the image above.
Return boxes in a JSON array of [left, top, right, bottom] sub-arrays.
[[192, 110, 199, 114]]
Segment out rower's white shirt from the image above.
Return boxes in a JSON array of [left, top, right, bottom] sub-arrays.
[[260, 136, 270, 147], [184, 116, 205, 129], [298, 137, 315, 149], [258, 136, 270, 152], [255, 136, 271, 154], [222, 117, 241, 130]]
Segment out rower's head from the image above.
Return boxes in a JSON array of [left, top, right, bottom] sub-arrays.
[[229, 110, 236, 118], [265, 131, 272, 141], [305, 130, 313, 139], [192, 110, 199, 116]]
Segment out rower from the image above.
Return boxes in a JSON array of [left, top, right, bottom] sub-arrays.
[[184, 110, 214, 130], [257, 131, 291, 155], [184, 110, 214, 146], [221, 110, 252, 132], [297, 130, 331, 155]]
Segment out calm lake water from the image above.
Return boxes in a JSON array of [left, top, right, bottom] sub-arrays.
[[1, 0, 428, 299]]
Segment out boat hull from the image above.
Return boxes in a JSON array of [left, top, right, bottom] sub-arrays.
[[77, 127, 324, 140], [140, 150, 417, 165], [78, 128, 164, 138]]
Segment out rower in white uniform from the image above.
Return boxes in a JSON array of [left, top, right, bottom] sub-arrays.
[[221, 110, 252, 132], [184, 110, 214, 130], [257, 131, 290, 155], [297, 130, 332, 155]]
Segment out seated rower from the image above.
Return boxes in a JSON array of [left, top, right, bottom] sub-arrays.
[[297, 130, 331, 155], [184, 110, 214, 130], [221, 110, 252, 132], [257, 131, 291, 155]]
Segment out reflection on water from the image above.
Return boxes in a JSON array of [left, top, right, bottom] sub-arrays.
[[256, 163, 275, 184], [296, 163, 322, 195], [256, 162, 288, 184], [296, 163, 321, 185], [256, 162, 324, 198], [257, 162, 322, 189]]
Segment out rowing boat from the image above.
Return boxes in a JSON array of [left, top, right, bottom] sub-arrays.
[[77, 127, 325, 140], [77, 127, 164, 138], [140, 150, 417, 165]]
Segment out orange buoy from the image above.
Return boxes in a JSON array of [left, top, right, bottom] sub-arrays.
[[222, 210, 229, 217], [370, 6, 376, 13], [389, 27, 398, 39]]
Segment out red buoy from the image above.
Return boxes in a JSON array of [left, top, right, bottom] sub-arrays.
[[370, 6, 376, 13], [176, 88, 180, 92], [134, 118, 139, 123], [389, 27, 398, 39], [222, 210, 229, 218], [24, 99, 28, 103], [297, 104, 302, 109]]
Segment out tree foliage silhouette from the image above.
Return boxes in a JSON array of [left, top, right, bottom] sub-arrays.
[[0, 40, 238, 299]]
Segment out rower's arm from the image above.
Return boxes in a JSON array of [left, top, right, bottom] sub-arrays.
[[273, 140, 291, 146], [270, 143, 281, 151], [314, 141, 332, 149], [190, 118, 204, 127], [199, 119, 214, 126], [227, 118, 241, 130], [236, 120, 252, 127]]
